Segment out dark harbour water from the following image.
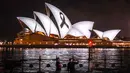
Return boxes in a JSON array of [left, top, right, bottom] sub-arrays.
[[0, 48, 130, 73]]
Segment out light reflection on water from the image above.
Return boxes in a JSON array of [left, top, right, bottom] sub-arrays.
[[22, 48, 89, 72], [23, 48, 88, 60], [0, 48, 130, 72]]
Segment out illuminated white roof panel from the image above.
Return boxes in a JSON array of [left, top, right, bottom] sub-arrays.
[[33, 11, 59, 36], [17, 17, 45, 33], [84, 30, 91, 38], [103, 29, 121, 40], [67, 28, 84, 36], [72, 21, 94, 38], [50, 19, 59, 36], [45, 3, 72, 38], [93, 29, 103, 38], [73, 21, 94, 30]]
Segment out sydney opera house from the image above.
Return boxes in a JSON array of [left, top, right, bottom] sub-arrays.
[[14, 3, 121, 47]]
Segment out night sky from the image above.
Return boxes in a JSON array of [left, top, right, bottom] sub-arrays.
[[1, 0, 130, 39]]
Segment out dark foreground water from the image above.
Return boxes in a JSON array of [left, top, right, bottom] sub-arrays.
[[0, 48, 130, 73]]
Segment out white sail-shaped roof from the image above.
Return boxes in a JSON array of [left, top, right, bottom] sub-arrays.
[[33, 11, 59, 36], [17, 17, 45, 33], [93, 29, 121, 40], [45, 2, 72, 38], [103, 29, 121, 40], [72, 21, 94, 38], [67, 28, 84, 37], [93, 29, 103, 38]]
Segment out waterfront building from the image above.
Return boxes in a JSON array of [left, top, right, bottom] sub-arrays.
[[14, 3, 120, 46]]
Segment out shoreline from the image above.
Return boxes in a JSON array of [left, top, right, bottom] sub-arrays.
[[0, 44, 130, 48]]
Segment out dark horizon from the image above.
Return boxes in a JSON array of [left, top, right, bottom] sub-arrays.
[[1, 0, 130, 39]]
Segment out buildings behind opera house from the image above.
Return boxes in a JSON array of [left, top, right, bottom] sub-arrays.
[[14, 3, 121, 46]]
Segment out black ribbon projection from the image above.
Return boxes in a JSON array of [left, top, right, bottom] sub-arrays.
[[60, 12, 69, 28]]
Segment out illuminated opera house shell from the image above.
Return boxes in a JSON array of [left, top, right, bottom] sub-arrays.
[[93, 29, 121, 40], [17, 2, 120, 41], [72, 21, 94, 38]]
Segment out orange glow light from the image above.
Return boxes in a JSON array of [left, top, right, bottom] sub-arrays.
[[88, 40, 93, 47]]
